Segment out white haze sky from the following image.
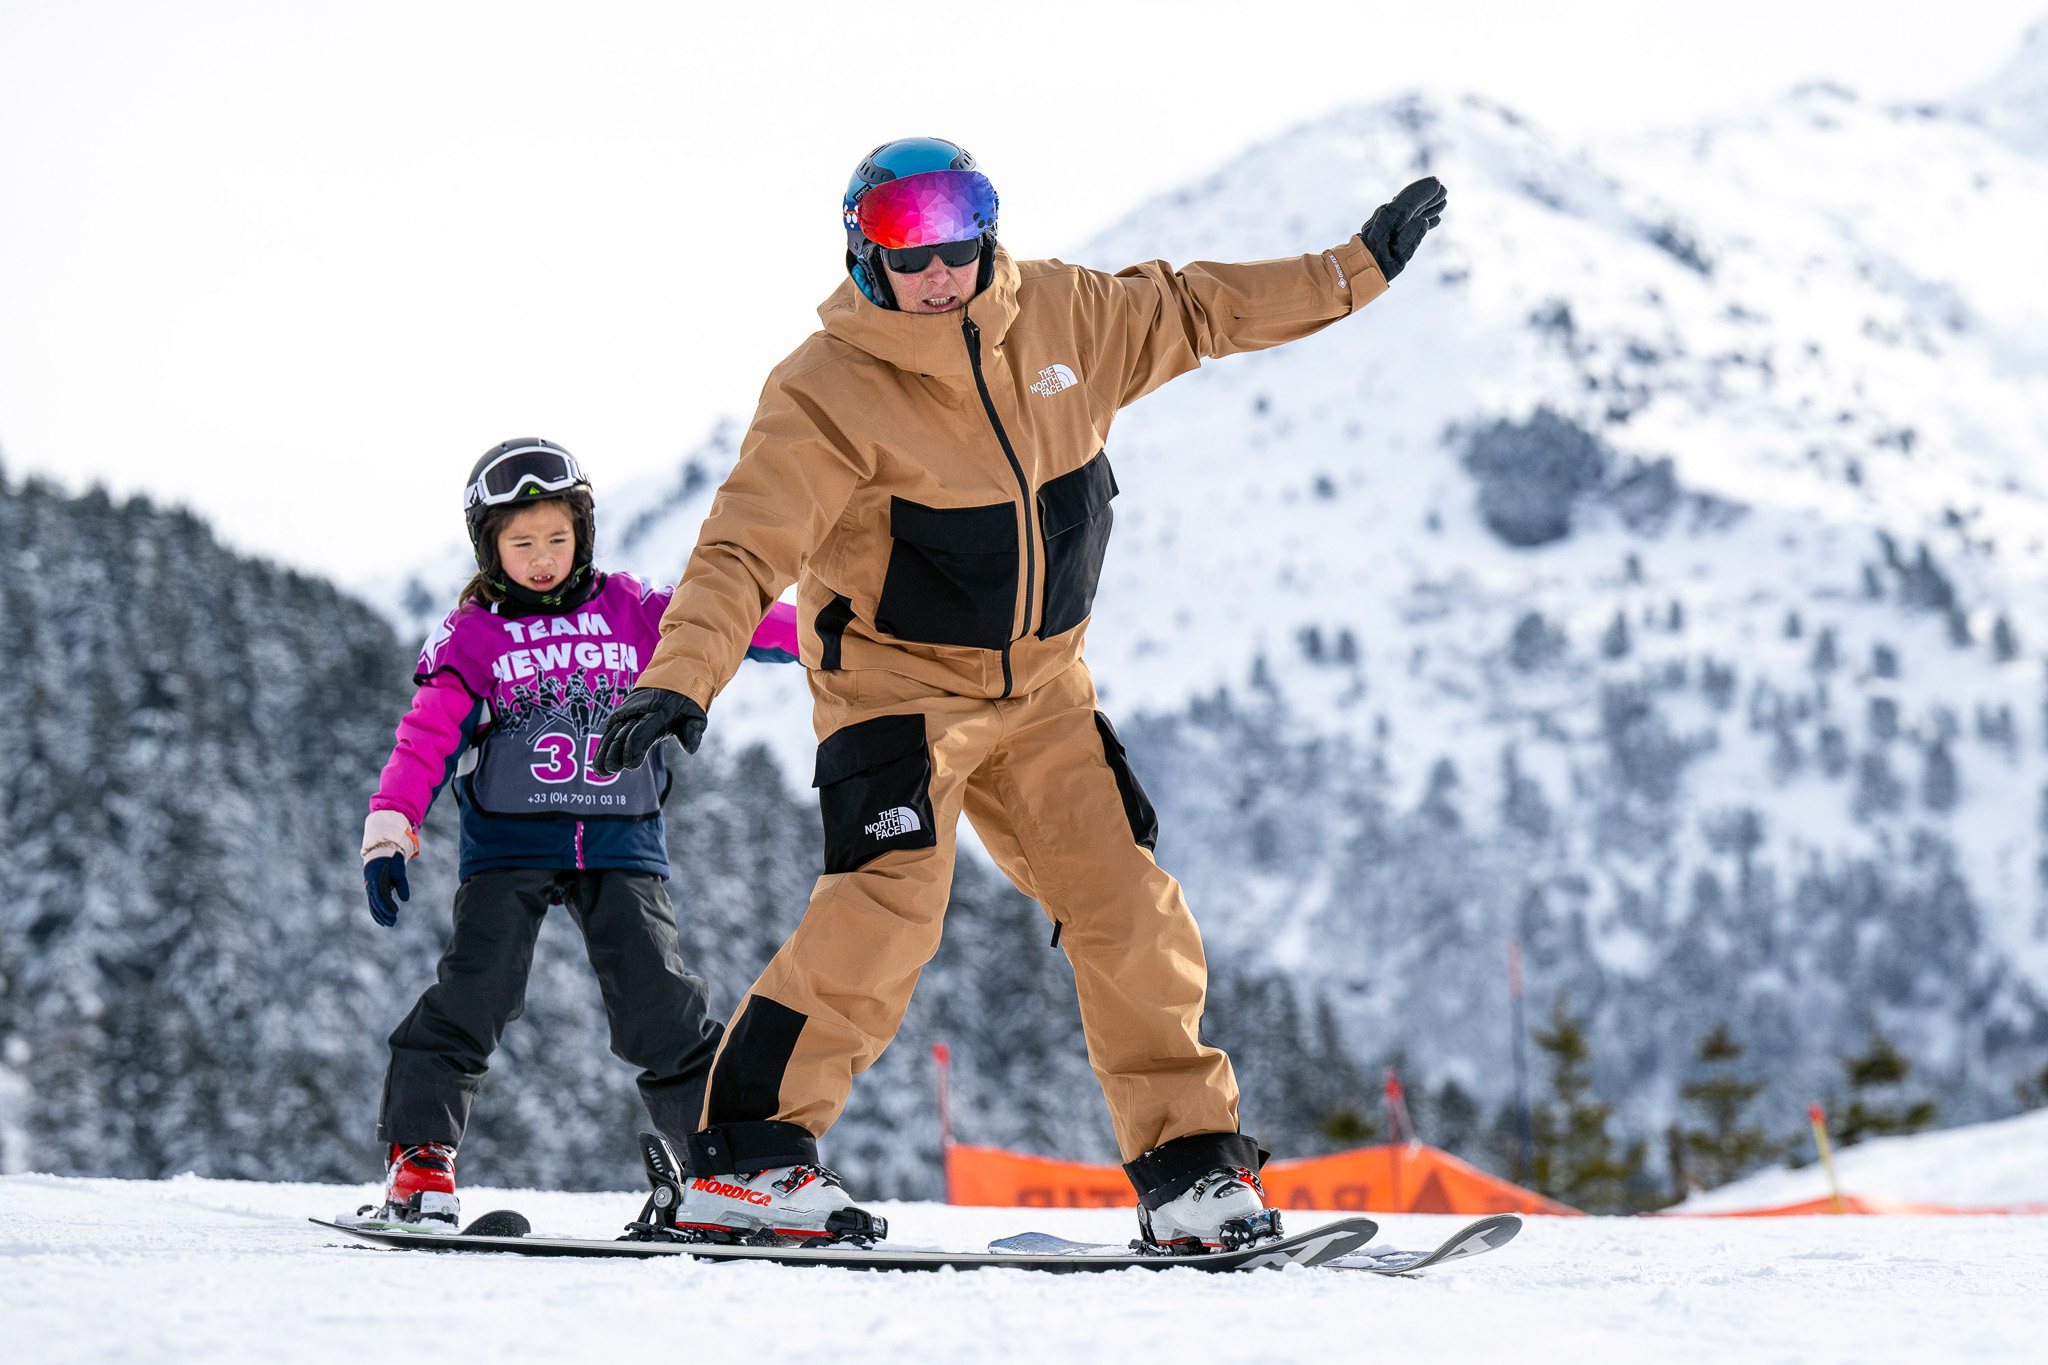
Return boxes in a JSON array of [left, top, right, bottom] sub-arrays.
[[0, 0, 2041, 588]]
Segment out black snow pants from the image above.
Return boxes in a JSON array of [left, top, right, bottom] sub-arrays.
[[378, 867, 721, 1150]]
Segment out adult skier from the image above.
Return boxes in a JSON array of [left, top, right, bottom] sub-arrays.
[[359, 438, 799, 1228], [594, 138, 1445, 1250]]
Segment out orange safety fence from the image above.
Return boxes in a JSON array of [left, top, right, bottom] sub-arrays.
[[1671, 1194, 2048, 1217], [1264, 1143, 1579, 1216], [945, 1145, 1137, 1208], [943, 1141, 1578, 1215]]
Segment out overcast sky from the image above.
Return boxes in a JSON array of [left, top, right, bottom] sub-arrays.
[[1, 0, 2041, 589]]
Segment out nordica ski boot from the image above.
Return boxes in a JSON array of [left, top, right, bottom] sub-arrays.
[[630, 1123, 886, 1248], [1125, 1133, 1283, 1254], [359, 1142, 461, 1230]]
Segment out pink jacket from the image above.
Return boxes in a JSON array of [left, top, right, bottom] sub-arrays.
[[371, 582, 798, 833]]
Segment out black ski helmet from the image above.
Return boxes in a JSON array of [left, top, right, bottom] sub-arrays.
[[463, 437, 596, 603], [842, 136, 999, 310]]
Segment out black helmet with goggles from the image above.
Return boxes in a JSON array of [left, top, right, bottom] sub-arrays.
[[462, 438, 596, 605]]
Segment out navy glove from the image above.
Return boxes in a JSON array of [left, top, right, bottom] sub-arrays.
[[592, 687, 707, 778], [1360, 176, 1447, 281], [365, 852, 409, 929]]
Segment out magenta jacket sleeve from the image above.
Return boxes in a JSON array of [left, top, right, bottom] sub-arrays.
[[369, 670, 487, 828], [639, 585, 799, 671], [746, 599, 800, 664]]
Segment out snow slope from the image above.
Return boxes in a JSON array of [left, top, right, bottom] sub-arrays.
[[5, 1174, 2046, 1365], [1679, 1106, 2048, 1212]]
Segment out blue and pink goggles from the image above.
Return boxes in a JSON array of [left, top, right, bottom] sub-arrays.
[[850, 169, 998, 270]]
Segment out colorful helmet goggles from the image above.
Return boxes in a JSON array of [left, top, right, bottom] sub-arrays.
[[464, 441, 587, 511], [850, 169, 999, 251]]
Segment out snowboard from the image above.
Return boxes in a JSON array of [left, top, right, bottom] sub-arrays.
[[991, 1212, 1520, 1276], [310, 1214, 1379, 1274]]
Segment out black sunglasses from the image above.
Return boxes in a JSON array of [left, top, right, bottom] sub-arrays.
[[880, 238, 984, 274]]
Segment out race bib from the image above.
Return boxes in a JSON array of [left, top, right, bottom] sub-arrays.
[[467, 667, 666, 818]]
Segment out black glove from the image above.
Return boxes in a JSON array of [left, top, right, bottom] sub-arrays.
[[591, 687, 707, 777], [1359, 176, 1447, 281], [365, 853, 409, 929]]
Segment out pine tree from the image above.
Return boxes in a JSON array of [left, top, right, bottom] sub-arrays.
[[2016, 1064, 2048, 1112], [1528, 995, 1654, 1212], [1423, 1079, 1480, 1158], [1672, 1023, 1777, 1191], [1600, 610, 1631, 659], [1833, 1032, 1937, 1146]]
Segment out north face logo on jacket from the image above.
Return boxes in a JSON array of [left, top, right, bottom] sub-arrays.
[[864, 806, 923, 840], [1029, 363, 1077, 396]]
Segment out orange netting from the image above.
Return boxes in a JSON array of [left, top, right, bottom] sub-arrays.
[[944, 1145, 1137, 1208], [1263, 1143, 1580, 1215], [1672, 1194, 2048, 1217], [944, 1141, 1577, 1214]]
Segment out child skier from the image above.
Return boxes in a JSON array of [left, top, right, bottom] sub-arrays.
[[358, 437, 798, 1228]]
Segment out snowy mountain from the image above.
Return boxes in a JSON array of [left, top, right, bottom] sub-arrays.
[[1949, 18, 2048, 157], [372, 27, 2048, 1167]]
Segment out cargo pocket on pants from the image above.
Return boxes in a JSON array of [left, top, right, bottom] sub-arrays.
[[1093, 712, 1158, 851], [814, 714, 940, 875]]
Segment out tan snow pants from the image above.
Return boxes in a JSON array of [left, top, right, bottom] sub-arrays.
[[698, 661, 1239, 1161]]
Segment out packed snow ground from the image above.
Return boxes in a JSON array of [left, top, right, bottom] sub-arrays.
[[4, 1174, 2045, 1364], [1678, 1106, 2048, 1212]]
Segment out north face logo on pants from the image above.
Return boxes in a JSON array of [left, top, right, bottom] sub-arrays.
[[864, 806, 923, 839]]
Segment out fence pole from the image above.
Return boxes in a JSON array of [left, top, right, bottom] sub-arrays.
[[1509, 939, 1534, 1181], [1808, 1103, 1845, 1214], [933, 1041, 954, 1204]]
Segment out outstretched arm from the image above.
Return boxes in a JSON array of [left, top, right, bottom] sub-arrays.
[[1100, 177, 1446, 407]]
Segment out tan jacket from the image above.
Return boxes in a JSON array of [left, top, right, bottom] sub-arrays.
[[639, 238, 1389, 708]]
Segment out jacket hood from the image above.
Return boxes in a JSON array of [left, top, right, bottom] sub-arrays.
[[818, 245, 1022, 377]]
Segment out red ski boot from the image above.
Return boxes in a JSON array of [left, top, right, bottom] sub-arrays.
[[373, 1142, 460, 1229]]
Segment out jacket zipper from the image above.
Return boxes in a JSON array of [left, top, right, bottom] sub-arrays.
[[962, 315, 1033, 698]]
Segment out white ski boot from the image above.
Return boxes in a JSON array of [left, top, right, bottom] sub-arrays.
[[1137, 1164, 1281, 1252], [1124, 1133, 1282, 1254]]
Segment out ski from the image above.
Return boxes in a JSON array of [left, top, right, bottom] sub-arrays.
[[993, 1212, 1520, 1276], [1325, 1213, 1523, 1275], [310, 1214, 1377, 1273]]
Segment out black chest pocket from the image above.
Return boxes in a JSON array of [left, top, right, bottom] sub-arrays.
[[1037, 452, 1118, 639], [875, 497, 1019, 650]]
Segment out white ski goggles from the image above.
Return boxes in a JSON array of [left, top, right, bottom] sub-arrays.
[[464, 444, 587, 510]]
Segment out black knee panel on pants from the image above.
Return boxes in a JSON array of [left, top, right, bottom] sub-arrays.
[[707, 995, 807, 1124]]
